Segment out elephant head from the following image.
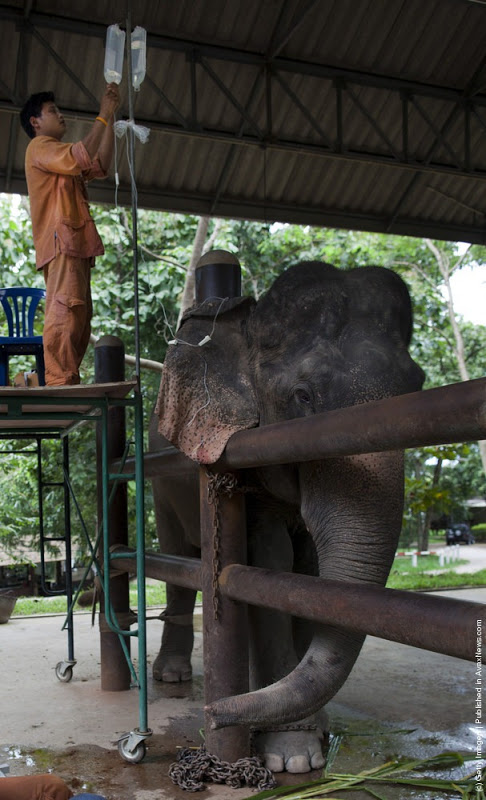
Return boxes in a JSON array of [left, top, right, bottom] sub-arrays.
[[156, 260, 425, 730]]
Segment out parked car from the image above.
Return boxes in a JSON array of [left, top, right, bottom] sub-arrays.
[[445, 522, 475, 545]]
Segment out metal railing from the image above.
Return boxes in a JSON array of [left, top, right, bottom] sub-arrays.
[[113, 375, 486, 762]]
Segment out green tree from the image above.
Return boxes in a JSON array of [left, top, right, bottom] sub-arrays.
[[1, 191, 485, 562]]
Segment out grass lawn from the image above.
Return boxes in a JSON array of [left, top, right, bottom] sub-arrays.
[[390, 553, 467, 574], [387, 567, 486, 590], [11, 582, 169, 617], [386, 551, 486, 590]]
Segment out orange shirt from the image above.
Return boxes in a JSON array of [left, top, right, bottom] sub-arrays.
[[25, 136, 106, 269]]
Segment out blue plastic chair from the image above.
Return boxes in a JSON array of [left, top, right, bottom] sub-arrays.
[[0, 287, 46, 386]]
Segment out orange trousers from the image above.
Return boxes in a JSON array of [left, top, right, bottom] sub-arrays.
[[0, 773, 72, 799], [42, 254, 93, 386]]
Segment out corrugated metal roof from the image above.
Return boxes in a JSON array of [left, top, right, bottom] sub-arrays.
[[0, 0, 485, 241]]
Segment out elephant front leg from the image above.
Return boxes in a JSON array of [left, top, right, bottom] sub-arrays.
[[151, 474, 200, 683], [153, 584, 196, 682], [247, 507, 328, 773], [248, 606, 328, 773]]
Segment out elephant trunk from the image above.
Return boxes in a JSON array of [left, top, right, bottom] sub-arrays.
[[206, 451, 404, 730]]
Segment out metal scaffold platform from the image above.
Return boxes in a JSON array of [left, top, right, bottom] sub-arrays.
[[0, 377, 151, 763]]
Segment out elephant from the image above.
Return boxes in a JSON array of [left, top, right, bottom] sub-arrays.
[[149, 256, 425, 774]]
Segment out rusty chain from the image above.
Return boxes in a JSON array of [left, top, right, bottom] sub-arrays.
[[206, 471, 242, 620], [168, 745, 277, 792]]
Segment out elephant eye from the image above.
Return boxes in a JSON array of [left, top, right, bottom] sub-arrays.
[[295, 388, 312, 405]]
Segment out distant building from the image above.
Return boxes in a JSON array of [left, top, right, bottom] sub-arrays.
[[0, 541, 90, 595], [466, 497, 486, 526]]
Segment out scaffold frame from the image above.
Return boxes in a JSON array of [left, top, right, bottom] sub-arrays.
[[0, 380, 151, 762]]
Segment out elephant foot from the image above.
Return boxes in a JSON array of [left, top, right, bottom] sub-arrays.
[[253, 711, 329, 774], [153, 652, 192, 682], [153, 619, 194, 683]]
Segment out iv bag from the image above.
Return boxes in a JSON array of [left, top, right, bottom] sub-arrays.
[[104, 24, 125, 85], [131, 26, 147, 91]]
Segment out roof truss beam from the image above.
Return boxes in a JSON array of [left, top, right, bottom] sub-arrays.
[[1, 5, 481, 182], [2, 6, 485, 106], [386, 52, 486, 228], [0, 3, 485, 241], [2, 91, 485, 183]]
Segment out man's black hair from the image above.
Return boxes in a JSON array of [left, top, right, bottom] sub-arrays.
[[20, 92, 56, 139]]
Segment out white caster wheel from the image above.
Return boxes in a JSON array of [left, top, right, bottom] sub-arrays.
[[55, 661, 74, 682], [118, 736, 146, 764]]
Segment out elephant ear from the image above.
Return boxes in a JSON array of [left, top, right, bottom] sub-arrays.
[[156, 296, 258, 464], [347, 266, 415, 345]]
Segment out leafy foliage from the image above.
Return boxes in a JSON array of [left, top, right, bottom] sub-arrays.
[[246, 750, 482, 799], [0, 192, 485, 567]]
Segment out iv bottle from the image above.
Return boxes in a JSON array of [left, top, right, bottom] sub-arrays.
[[104, 24, 125, 85], [131, 26, 147, 91]]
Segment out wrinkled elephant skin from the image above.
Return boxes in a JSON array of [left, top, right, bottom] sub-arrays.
[[149, 261, 425, 773]]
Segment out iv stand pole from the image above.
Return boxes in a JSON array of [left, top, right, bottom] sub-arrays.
[[107, 1, 151, 761]]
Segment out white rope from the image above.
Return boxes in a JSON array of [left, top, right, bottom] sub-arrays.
[[168, 297, 228, 348], [114, 118, 150, 144], [113, 119, 150, 207], [186, 360, 211, 426]]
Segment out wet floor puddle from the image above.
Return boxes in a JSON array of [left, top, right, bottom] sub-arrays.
[[316, 716, 482, 800], [0, 716, 482, 799]]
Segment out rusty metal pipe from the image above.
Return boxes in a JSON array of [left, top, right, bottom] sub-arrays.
[[115, 379, 486, 478], [112, 446, 191, 479], [219, 564, 483, 662], [110, 547, 481, 663], [139, 448, 192, 479], [95, 336, 131, 691], [215, 378, 486, 470], [110, 546, 202, 591]]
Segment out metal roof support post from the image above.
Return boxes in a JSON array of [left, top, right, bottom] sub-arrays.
[[62, 436, 75, 665], [200, 468, 250, 762], [196, 252, 249, 762], [95, 335, 131, 691]]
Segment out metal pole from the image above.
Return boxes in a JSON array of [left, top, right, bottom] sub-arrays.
[[200, 469, 249, 761], [115, 445, 191, 479], [95, 335, 131, 691], [37, 437, 45, 598], [111, 547, 202, 590], [134, 386, 150, 733], [63, 436, 74, 662], [126, 1, 149, 733], [114, 378, 486, 478], [193, 251, 250, 761], [110, 547, 482, 663], [218, 564, 482, 663]]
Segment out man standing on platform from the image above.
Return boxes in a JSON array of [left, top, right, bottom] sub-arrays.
[[20, 84, 120, 386]]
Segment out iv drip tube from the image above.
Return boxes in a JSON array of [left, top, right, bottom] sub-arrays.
[[126, 2, 141, 382]]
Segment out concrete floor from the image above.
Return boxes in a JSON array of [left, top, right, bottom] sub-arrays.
[[0, 585, 484, 799]]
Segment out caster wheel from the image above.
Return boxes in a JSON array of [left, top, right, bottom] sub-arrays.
[[55, 662, 73, 683], [118, 737, 146, 764]]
